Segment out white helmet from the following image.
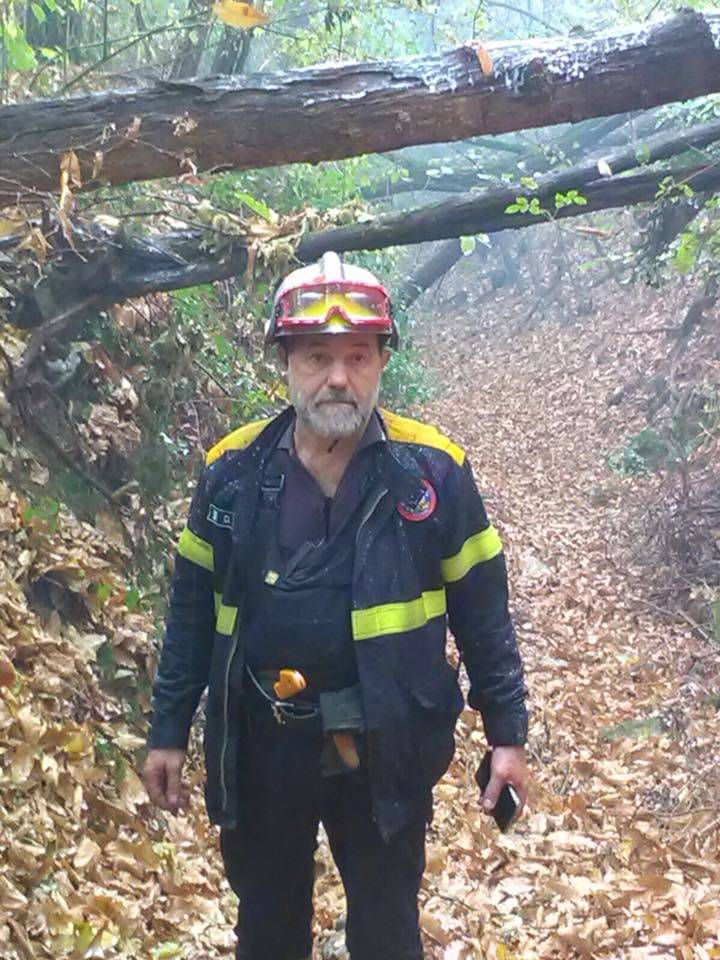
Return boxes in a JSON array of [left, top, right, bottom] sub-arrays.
[[266, 252, 398, 347]]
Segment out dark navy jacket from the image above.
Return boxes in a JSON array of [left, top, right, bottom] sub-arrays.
[[148, 406, 528, 839]]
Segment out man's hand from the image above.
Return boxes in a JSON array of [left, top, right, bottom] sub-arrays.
[[142, 748, 189, 813], [481, 745, 529, 817]]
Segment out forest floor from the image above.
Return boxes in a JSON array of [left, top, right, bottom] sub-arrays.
[[328, 277, 719, 960], [1, 273, 719, 959]]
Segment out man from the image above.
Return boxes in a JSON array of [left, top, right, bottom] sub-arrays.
[[143, 252, 529, 960]]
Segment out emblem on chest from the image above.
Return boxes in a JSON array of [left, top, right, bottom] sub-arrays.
[[397, 479, 437, 522]]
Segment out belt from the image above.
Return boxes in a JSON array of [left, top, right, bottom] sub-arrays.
[[246, 666, 321, 726], [246, 666, 365, 773]]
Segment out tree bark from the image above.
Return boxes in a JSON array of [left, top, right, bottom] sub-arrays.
[[2, 10, 720, 200], [298, 163, 720, 257], [8, 159, 717, 333], [396, 240, 465, 306]]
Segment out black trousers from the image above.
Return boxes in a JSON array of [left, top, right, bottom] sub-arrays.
[[219, 701, 429, 960]]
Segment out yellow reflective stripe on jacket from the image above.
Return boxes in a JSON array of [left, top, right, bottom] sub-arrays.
[[213, 593, 238, 636], [206, 417, 273, 466], [177, 526, 214, 572], [352, 588, 446, 642], [380, 409, 465, 467], [441, 525, 503, 583], [215, 598, 238, 636]]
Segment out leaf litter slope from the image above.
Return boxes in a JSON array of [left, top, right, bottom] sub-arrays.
[[399, 278, 719, 958], [0, 486, 235, 958], [1, 275, 718, 959]]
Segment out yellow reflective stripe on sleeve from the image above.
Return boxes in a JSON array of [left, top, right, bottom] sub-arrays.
[[352, 588, 446, 642], [177, 526, 214, 572], [441, 525, 503, 583], [216, 602, 238, 636]]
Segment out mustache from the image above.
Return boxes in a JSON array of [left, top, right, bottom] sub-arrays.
[[313, 388, 358, 407]]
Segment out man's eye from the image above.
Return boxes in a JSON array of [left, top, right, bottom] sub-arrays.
[[351, 353, 368, 364]]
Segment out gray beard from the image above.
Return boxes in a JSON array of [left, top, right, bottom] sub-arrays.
[[288, 382, 379, 439]]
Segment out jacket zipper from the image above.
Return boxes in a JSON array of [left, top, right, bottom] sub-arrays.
[[219, 601, 242, 812]]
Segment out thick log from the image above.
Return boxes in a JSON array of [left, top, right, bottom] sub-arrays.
[[2, 10, 720, 200], [7, 112, 720, 330], [299, 164, 719, 256], [8, 159, 715, 333]]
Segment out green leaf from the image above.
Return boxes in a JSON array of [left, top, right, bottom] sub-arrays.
[[96, 582, 112, 605], [152, 944, 182, 959], [126, 587, 140, 611], [504, 202, 521, 214], [635, 143, 651, 164], [600, 715, 664, 742], [519, 175, 538, 189], [572, 193, 588, 206], [460, 236, 476, 255], [674, 232, 699, 275], [215, 333, 233, 358], [529, 197, 542, 214], [31, 3, 46, 23], [113, 755, 127, 789], [44, 0, 59, 10], [5, 30, 38, 70], [235, 192, 275, 222]]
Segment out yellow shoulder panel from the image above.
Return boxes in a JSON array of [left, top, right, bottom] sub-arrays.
[[206, 418, 273, 466], [380, 409, 465, 466]]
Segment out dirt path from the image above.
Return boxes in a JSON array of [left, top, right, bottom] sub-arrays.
[[398, 289, 720, 959]]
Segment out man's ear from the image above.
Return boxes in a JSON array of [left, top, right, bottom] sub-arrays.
[[276, 343, 289, 369]]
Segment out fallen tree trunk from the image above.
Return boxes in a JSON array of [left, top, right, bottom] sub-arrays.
[[8, 159, 715, 336], [8, 95, 720, 331], [396, 240, 465, 306], [300, 163, 718, 254], [2, 9, 720, 200], [370, 113, 720, 207]]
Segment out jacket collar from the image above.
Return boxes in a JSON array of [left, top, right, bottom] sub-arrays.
[[242, 405, 426, 509]]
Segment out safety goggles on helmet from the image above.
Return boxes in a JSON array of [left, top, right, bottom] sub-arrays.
[[272, 282, 393, 336], [267, 252, 399, 348]]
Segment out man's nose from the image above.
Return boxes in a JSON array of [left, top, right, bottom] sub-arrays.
[[326, 359, 349, 389]]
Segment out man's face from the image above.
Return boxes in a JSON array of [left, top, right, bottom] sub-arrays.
[[285, 333, 390, 439]]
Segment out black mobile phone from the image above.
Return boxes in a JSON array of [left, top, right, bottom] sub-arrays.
[[475, 749, 521, 833]]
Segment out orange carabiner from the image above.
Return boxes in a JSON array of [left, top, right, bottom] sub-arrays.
[[273, 669, 307, 700]]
